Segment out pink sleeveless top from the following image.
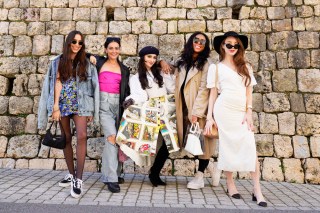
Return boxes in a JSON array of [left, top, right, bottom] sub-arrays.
[[98, 71, 121, 94]]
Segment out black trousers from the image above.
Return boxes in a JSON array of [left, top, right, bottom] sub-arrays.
[[150, 137, 169, 176]]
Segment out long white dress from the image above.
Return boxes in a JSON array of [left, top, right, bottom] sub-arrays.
[[207, 63, 257, 172]]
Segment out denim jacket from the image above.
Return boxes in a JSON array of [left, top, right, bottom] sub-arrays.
[[38, 54, 100, 129]]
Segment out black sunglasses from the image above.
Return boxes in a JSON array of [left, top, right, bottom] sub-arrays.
[[225, 43, 240, 49], [193, 37, 206, 46], [71, 40, 84, 45]]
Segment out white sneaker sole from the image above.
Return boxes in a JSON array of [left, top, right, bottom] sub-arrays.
[[70, 186, 82, 198], [187, 182, 204, 190], [59, 182, 71, 187]]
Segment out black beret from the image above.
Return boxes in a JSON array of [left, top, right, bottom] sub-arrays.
[[139, 46, 159, 57]]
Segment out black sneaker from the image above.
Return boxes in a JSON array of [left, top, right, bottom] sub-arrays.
[[70, 178, 83, 198], [59, 174, 73, 187]]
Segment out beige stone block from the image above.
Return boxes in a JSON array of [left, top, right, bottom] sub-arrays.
[[83, 160, 98, 172], [0, 9, 8, 21], [304, 158, 320, 184], [121, 34, 138, 56], [114, 7, 126, 21], [9, 96, 33, 114], [9, 22, 27, 36], [123, 0, 137, 7], [255, 134, 274, 157], [73, 8, 90, 21], [290, 93, 305, 113], [45, 21, 59, 35], [152, 0, 166, 7], [267, 7, 285, 19], [109, 21, 131, 34], [0, 136, 8, 157], [95, 22, 108, 35], [0, 76, 9, 96], [274, 135, 293, 158], [283, 158, 304, 183], [256, 0, 270, 6], [249, 7, 267, 19], [315, 5, 320, 16], [0, 57, 20, 77], [123, 159, 134, 173], [216, 7, 232, 19], [297, 113, 320, 135], [76, 21, 96, 35], [310, 136, 320, 157], [167, 21, 177, 34], [159, 34, 184, 56], [187, 8, 215, 20], [207, 20, 222, 32], [33, 96, 39, 114], [259, 112, 278, 134], [178, 20, 205, 33], [298, 69, 320, 93], [160, 159, 172, 176], [267, 31, 297, 51], [158, 8, 186, 20], [252, 93, 263, 112], [27, 22, 45, 36], [51, 35, 63, 55], [0, 116, 25, 135], [0, 96, 9, 114], [7, 135, 40, 158], [239, 6, 250, 20], [276, 52, 288, 69], [15, 159, 29, 169], [3, 0, 19, 8], [138, 34, 158, 51], [90, 8, 106, 22], [293, 135, 310, 158], [8, 8, 23, 21], [30, 0, 45, 7], [285, 6, 298, 18], [151, 20, 167, 35], [262, 157, 284, 181], [25, 114, 37, 134], [55, 159, 68, 170], [291, 0, 303, 4], [49, 147, 65, 159], [253, 71, 272, 93], [20, 57, 37, 75], [305, 94, 320, 113], [87, 137, 104, 159], [85, 35, 105, 55], [222, 19, 240, 32], [174, 159, 195, 176], [25, 8, 40, 22], [241, 20, 271, 33], [136, 0, 152, 6], [0, 158, 15, 169], [298, 32, 319, 49], [212, 0, 226, 7], [305, 17, 320, 31], [278, 112, 295, 135], [37, 56, 50, 74], [52, 8, 73, 21], [288, 50, 310, 68], [263, 93, 290, 112], [253, 112, 259, 134], [146, 8, 157, 21], [272, 69, 297, 92], [197, 0, 211, 7], [271, 0, 288, 6], [38, 143, 50, 158], [176, 0, 196, 8], [40, 8, 51, 22], [259, 51, 276, 71], [272, 19, 292, 31], [297, 5, 313, 17], [32, 35, 50, 56], [46, 0, 68, 7], [0, 35, 13, 56], [238, 171, 251, 180], [29, 159, 55, 170], [0, 22, 9, 35], [126, 7, 145, 21], [58, 21, 75, 35], [79, 0, 103, 7], [132, 21, 150, 34], [311, 50, 320, 68], [250, 34, 266, 52], [134, 164, 151, 175]]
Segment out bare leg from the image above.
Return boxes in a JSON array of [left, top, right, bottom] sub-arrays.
[[250, 157, 266, 203], [225, 171, 239, 196], [72, 115, 88, 180], [60, 117, 75, 176]]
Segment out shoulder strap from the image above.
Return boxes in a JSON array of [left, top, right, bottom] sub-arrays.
[[215, 63, 218, 88]]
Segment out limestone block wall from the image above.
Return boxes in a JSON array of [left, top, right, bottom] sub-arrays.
[[0, 0, 319, 184]]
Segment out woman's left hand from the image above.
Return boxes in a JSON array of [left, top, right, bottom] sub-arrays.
[[242, 111, 254, 131], [159, 60, 172, 74], [87, 116, 93, 123], [191, 115, 198, 123]]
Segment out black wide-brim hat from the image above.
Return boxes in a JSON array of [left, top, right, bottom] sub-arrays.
[[213, 31, 248, 54]]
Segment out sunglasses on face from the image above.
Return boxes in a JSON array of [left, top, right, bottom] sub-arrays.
[[193, 37, 206, 46], [71, 40, 84, 45], [225, 43, 240, 49]]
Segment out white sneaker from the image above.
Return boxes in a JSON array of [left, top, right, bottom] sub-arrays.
[[207, 161, 222, 187], [187, 172, 204, 189], [70, 178, 83, 198], [59, 174, 73, 187]]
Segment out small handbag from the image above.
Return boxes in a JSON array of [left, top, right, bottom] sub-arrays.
[[204, 64, 219, 139], [42, 121, 66, 149], [184, 122, 204, 156]]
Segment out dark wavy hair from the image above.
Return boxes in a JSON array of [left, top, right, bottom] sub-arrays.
[[176, 32, 210, 71], [58, 30, 88, 82], [137, 56, 163, 90]]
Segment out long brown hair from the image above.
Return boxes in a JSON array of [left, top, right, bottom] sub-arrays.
[[58, 30, 88, 82], [137, 56, 163, 90], [219, 37, 251, 86]]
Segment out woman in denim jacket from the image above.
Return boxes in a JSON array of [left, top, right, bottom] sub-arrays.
[[38, 30, 99, 198]]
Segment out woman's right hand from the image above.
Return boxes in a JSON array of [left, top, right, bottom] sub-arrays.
[[52, 109, 61, 121], [204, 118, 217, 135], [90, 56, 97, 65]]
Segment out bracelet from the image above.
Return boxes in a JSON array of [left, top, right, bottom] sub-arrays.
[[53, 109, 60, 113]]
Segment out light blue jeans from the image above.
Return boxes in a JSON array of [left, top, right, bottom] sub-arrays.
[[100, 92, 121, 183]]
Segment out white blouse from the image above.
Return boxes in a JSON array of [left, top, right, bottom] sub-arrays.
[[126, 71, 175, 104]]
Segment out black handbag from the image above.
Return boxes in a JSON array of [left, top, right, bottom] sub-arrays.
[[42, 121, 66, 149]]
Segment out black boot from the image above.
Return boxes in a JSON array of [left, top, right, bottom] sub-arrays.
[[149, 141, 169, 187]]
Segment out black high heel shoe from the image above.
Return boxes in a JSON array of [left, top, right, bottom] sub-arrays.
[[227, 189, 241, 199], [156, 176, 166, 186], [252, 193, 267, 207], [148, 174, 158, 187]]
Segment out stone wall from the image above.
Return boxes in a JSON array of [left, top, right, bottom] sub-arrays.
[[0, 0, 319, 184]]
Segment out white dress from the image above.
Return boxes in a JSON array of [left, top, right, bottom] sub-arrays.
[[207, 63, 257, 172]]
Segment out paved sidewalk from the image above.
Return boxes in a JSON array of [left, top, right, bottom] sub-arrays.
[[0, 169, 319, 212]]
